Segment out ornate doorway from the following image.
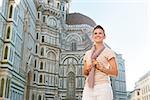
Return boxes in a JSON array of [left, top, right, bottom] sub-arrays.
[[66, 72, 75, 100]]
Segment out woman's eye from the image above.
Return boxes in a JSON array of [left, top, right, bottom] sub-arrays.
[[94, 33, 97, 35]]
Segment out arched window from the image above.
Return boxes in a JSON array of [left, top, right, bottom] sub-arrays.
[[36, 33, 39, 40], [38, 95, 41, 100], [32, 94, 34, 100], [41, 48, 44, 56], [57, 3, 60, 9], [43, 16, 46, 23], [47, 0, 50, 4], [40, 62, 43, 70], [35, 45, 38, 54], [33, 73, 36, 81], [5, 78, 8, 98], [34, 59, 37, 68], [9, 5, 13, 18], [37, 12, 40, 19], [71, 42, 77, 51], [4, 46, 8, 59], [63, 6, 65, 11], [6, 26, 11, 39], [0, 78, 4, 97], [48, 0, 53, 4], [47, 51, 56, 73], [39, 75, 42, 83], [7, 79, 10, 98], [41, 36, 44, 42]]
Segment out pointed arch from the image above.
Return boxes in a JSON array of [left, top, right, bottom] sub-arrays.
[[47, 50, 56, 60], [79, 54, 85, 64], [65, 33, 82, 43], [61, 55, 79, 64]]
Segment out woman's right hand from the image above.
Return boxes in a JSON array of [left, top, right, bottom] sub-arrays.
[[84, 64, 92, 76], [86, 65, 92, 72]]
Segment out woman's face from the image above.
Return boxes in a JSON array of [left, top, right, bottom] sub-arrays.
[[92, 28, 105, 43]]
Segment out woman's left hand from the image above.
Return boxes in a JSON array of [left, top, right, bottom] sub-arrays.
[[95, 61, 105, 72]]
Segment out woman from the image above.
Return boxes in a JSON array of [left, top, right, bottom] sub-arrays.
[[82, 25, 118, 100]]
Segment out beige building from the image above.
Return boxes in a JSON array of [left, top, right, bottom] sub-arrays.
[[129, 71, 150, 100], [0, 0, 127, 100], [128, 89, 141, 100]]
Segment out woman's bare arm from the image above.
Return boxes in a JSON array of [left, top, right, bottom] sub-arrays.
[[96, 57, 118, 77], [83, 60, 91, 76]]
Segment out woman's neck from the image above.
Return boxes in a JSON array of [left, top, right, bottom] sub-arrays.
[[95, 42, 104, 50]]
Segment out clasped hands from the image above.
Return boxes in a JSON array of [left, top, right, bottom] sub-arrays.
[[86, 59, 105, 73]]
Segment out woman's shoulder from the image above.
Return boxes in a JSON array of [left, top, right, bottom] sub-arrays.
[[103, 46, 116, 59], [104, 46, 114, 53]]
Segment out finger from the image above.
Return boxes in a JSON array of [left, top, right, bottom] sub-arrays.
[[98, 62, 104, 66]]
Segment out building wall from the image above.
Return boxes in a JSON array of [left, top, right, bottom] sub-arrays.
[[129, 89, 141, 100], [0, 0, 127, 100], [129, 71, 150, 100], [0, 0, 7, 65], [59, 24, 93, 100], [111, 54, 127, 100], [0, 0, 37, 100]]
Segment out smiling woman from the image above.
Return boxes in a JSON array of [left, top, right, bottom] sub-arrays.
[[82, 25, 118, 100], [70, 0, 150, 92]]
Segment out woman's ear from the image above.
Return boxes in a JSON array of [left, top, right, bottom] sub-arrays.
[[104, 35, 106, 39]]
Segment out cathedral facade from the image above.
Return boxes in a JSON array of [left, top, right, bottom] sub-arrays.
[[0, 0, 127, 100]]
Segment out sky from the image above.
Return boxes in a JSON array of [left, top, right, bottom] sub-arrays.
[[69, 0, 150, 91]]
